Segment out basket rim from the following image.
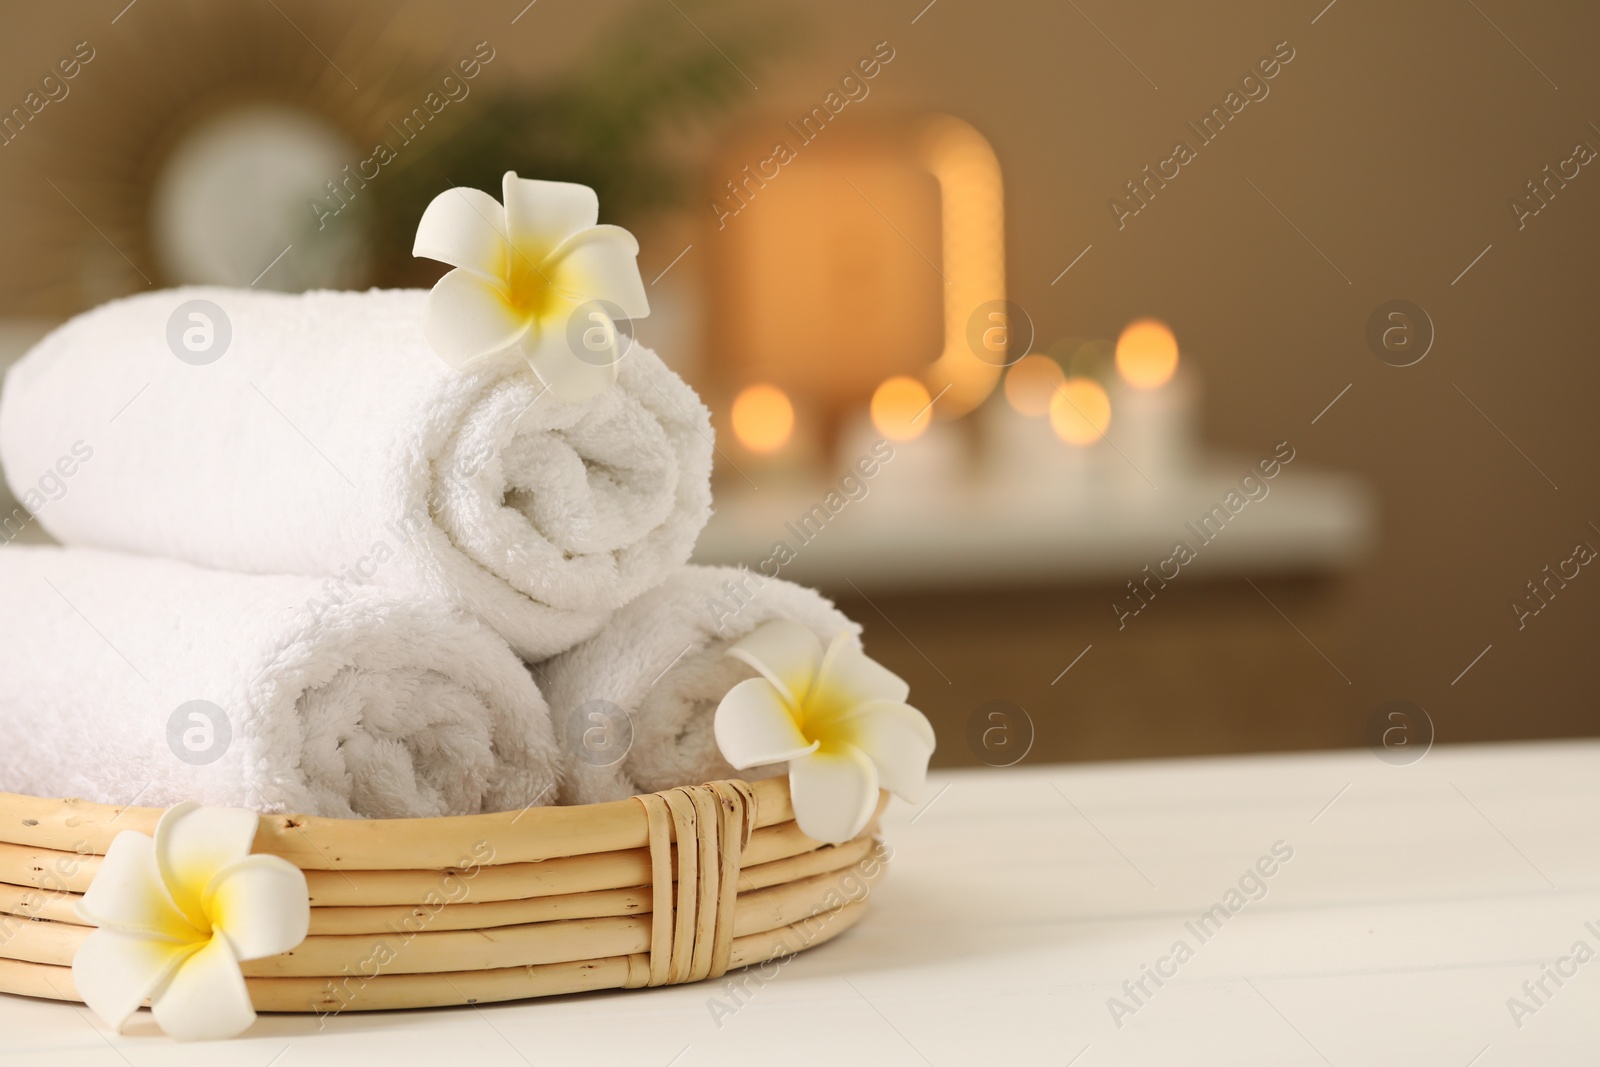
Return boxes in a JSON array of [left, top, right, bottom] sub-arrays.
[[0, 777, 799, 870], [0, 778, 891, 1013]]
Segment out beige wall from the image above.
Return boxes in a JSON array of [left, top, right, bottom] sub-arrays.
[[3, 0, 1596, 747]]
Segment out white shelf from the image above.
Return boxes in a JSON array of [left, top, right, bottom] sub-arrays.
[[694, 455, 1377, 590]]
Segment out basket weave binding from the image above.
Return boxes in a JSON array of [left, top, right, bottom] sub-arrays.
[[629, 779, 759, 987]]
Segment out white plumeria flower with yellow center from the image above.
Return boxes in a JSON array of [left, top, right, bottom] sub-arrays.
[[73, 803, 309, 1042], [715, 620, 937, 844], [412, 171, 650, 403]]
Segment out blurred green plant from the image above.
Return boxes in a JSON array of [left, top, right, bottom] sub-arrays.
[[370, 0, 792, 283]]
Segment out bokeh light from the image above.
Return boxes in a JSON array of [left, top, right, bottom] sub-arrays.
[[871, 376, 934, 441], [1049, 378, 1112, 444], [730, 383, 795, 453], [1115, 318, 1179, 389], [1004, 355, 1065, 417]]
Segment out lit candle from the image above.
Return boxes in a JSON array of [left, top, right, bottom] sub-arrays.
[[727, 382, 817, 484], [1110, 318, 1195, 488], [1047, 375, 1114, 496], [983, 354, 1102, 496], [835, 376, 963, 507]]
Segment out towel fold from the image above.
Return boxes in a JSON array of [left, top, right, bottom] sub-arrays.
[[0, 545, 560, 819], [0, 287, 713, 660], [538, 565, 860, 805]]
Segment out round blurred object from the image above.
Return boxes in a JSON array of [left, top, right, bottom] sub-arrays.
[[151, 104, 367, 290], [1003, 355, 1066, 418], [1049, 377, 1112, 445], [730, 383, 796, 453], [1115, 318, 1179, 389], [870, 376, 933, 441]]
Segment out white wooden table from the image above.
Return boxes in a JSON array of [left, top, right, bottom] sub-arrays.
[[4, 741, 1595, 1065]]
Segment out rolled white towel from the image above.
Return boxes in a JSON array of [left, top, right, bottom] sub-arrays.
[[0, 545, 560, 819], [538, 565, 860, 805], [0, 287, 713, 660]]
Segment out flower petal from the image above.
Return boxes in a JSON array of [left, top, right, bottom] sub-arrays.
[[519, 319, 620, 404], [728, 620, 825, 709], [502, 172, 598, 255], [714, 677, 820, 770], [72, 927, 199, 1034], [788, 746, 881, 844], [76, 830, 200, 942], [413, 186, 511, 280], [150, 935, 256, 1042], [206, 855, 310, 962], [545, 225, 650, 319], [155, 804, 259, 933], [814, 634, 911, 712], [424, 268, 531, 368], [843, 700, 936, 801]]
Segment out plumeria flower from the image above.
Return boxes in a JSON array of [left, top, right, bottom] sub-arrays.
[[73, 803, 309, 1042], [412, 171, 651, 403], [715, 620, 937, 843]]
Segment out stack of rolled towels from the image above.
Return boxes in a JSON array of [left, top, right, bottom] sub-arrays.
[[0, 287, 857, 819]]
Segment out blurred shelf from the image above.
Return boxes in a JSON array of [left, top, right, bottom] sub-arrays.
[[693, 455, 1376, 590]]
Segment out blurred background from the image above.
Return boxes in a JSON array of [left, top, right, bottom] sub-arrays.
[[2, 0, 1596, 768]]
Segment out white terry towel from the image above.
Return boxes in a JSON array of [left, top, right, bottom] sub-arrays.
[[538, 565, 860, 805], [0, 545, 561, 819], [0, 287, 713, 660]]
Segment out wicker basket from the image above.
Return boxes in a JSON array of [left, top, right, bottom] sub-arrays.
[[0, 778, 887, 1013]]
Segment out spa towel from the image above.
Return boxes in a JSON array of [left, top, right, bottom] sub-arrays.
[[537, 565, 860, 805], [0, 545, 561, 819], [0, 287, 713, 660]]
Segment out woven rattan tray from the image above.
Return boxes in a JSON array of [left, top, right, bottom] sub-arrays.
[[0, 777, 887, 1013]]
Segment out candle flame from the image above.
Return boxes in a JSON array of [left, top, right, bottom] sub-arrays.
[[1115, 318, 1179, 390], [731, 384, 795, 453], [871, 376, 934, 441], [1049, 378, 1112, 445], [1004, 355, 1065, 418]]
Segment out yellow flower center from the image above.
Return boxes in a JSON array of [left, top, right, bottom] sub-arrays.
[[500, 245, 558, 319], [788, 683, 858, 756]]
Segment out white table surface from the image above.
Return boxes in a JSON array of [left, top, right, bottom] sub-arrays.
[[4, 740, 1596, 1065]]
